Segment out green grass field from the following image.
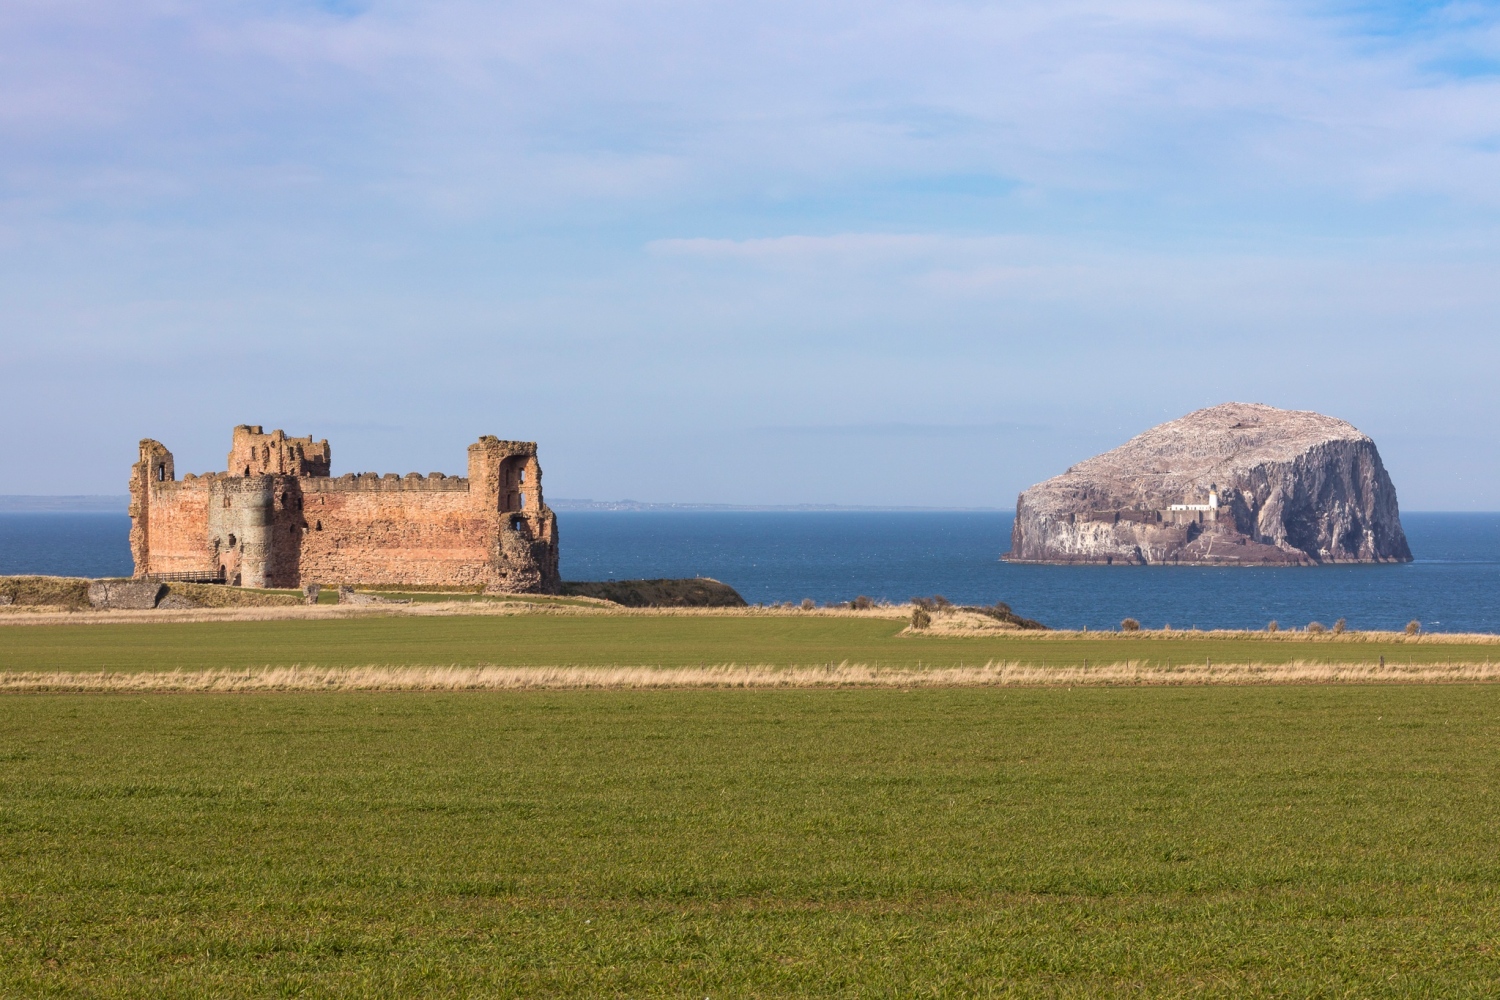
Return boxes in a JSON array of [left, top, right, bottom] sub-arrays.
[[4, 686, 1500, 996], [1, 613, 1495, 673]]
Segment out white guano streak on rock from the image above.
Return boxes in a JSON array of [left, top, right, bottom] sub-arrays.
[[1007, 402, 1412, 566]]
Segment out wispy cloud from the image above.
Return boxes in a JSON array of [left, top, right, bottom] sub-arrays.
[[3, 0, 1500, 506], [4, 0, 1500, 213]]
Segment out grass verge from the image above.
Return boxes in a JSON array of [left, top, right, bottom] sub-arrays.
[[1, 613, 1498, 674]]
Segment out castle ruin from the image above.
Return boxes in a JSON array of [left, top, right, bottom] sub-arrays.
[[129, 426, 560, 592]]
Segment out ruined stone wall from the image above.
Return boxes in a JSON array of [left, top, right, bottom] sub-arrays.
[[143, 482, 217, 576], [291, 477, 495, 588], [228, 425, 331, 478], [130, 430, 561, 592]]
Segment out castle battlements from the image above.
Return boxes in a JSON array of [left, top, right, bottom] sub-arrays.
[[129, 427, 559, 592]]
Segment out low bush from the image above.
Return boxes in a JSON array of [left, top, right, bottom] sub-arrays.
[[910, 606, 931, 629], [961, 602, 1047, 631], [560, 579, 747, 608], [1307, 621, 1327, 635], [1406, 620, 1422, 636], [1120, 618, 1140, 632], [1333, 618, 1347, 635]]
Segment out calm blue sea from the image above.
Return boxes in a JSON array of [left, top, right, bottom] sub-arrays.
[[3, 510, 1498, 633]]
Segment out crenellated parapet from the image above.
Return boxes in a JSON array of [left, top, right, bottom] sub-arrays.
[[227, 425, 331, 478], [129, 427, 560, 592]]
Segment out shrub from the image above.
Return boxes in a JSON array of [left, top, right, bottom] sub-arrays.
[[1307, 621, 1327, 635], [1267, 621, 1279, 633], [562, 579, 747, 607], [910, 606, 931, 629], [1333, 618, 1347, 635], [932, 595, 951, 609], [800, 598, 815, 611], [1406, 619, 1422, 636], [1120, 618, 1141, 632], [960, 603, 1048, 631], [911, 597, 935, 612], [852, 595, 874, 610]]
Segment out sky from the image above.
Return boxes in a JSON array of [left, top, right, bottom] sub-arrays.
[[2, 0, 1498, 508]]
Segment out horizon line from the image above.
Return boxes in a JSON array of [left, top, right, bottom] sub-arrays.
[[0, 495, 1494, 515]]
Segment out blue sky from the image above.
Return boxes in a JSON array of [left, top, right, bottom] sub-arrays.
[[2, 0, 1498, 508]]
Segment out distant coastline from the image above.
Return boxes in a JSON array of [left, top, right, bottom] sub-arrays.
[[0, 496, 130, 512], [4, 495, 1489, 515], [0, 495, 1489, 516], [0, 494, 999, 514], [548, 499, 1003, 513]]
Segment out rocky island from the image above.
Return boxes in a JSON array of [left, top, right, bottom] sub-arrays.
[[1006, 403, 1412, 566]]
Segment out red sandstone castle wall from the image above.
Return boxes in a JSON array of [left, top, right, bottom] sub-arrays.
[[143, 484, 217, 576], [130, 431, 560, 592], [292, 485, 497, 587]]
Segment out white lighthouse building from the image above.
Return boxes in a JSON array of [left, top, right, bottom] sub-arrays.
[[1168, 484, 1220, 513]]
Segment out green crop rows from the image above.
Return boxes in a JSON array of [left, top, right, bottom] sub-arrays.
[[3, 686, 1500, 996]]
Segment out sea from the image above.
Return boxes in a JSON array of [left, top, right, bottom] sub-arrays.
[[2, 510, 1498, 633]]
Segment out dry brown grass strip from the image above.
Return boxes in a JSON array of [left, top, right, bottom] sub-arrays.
[[4, 660, 1500, 692]]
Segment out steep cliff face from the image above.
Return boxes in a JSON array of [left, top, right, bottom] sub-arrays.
[[1006, 403, 1412, 566]]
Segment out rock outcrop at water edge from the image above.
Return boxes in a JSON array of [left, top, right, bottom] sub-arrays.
[[1005, 403, 1412, 566]]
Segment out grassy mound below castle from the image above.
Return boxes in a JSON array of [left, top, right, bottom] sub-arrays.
[[0, 576, 306, 611], [0, 575, 747, 612]]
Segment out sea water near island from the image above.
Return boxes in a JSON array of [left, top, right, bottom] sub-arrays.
[[2, 509, 1498, 633]]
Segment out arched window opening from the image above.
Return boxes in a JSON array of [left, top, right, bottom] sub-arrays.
[[228, 534, 237, 549], [315, 521, 322, 531]]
